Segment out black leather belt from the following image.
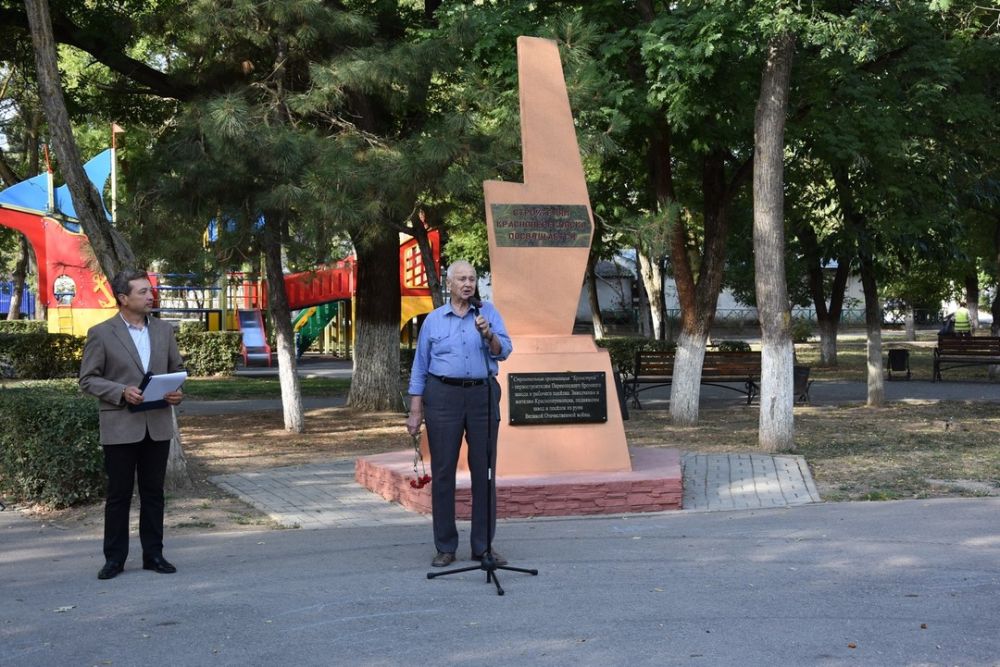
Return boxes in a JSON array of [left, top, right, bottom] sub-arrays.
[[432, 374, 486, 387]]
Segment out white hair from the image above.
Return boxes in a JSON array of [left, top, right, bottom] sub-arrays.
[[446, 260, 475, 280]]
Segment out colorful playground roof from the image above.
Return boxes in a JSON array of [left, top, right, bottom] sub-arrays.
[[0, 149, 112, 225]]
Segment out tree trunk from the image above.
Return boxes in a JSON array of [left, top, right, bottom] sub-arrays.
[[635, 256, 651, 337], [904, 306, 916, 341], [859, 256, 885, 406], [348, 227, 402, 411], [670, 329, 708, 425], [409, 212, 443, 308], [797, 221, 849, 367], [586, 250, 605, 339], [23, 0, 135, 278], [636, 246, 664, 340], [964, 272, 979, 330], [164, 408, 193, 491], [6, 236, 29, 320], [991, 218, 999, 379], [817, 319, 839, 366], [833, 165, 883, 406], [1, 164, 29, 321], [262, 213, 303, 432], [668, 151, 750, 425], [753, 32, 795, 452]]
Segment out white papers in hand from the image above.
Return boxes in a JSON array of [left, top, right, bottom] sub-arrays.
[[141, 371, 188, 402]]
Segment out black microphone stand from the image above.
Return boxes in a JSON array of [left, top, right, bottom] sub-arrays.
[[427, 301, 538, 595]]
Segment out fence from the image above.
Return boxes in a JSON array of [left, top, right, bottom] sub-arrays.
[[0, 281, 36, 318]]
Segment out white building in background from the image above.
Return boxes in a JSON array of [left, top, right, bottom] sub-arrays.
[[573, 253, 871, 329]]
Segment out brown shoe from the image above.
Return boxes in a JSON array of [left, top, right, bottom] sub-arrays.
[[472, 550, 507, 566], [431, 551, 455, 567]]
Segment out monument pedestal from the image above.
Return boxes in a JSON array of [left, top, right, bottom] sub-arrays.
[[355, 447, 682, 519], [495, 335, 631, 475]]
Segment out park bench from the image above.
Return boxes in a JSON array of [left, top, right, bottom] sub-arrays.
[[624, 350, 762, 408], [932, 336, 1000, 381]]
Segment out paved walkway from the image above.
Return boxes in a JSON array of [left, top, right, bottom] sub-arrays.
[[211, 451, 822, 529], [196, 359, 1000, 524]]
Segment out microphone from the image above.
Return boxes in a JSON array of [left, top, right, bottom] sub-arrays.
[[469, 296, 482, 315]]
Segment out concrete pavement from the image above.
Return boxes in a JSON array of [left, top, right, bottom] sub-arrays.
[[3, 361, 999, 665], [2, 497, 999, 666]]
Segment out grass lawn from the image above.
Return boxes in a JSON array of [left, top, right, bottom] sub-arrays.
[[183, 376, 350, 399]]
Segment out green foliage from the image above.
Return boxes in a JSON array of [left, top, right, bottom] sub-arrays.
[[0, 333, 83, 379], [595, 336, 676, 376], [0, 382, 104, 508], [791, 318, 813, 344], [717, 340, 751, 352], [0, 320, 48, 333], [175, 328, 242, 377]]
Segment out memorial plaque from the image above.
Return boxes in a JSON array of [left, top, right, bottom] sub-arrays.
[[491, 204, 591, 248], [508, 372, 607, 425]]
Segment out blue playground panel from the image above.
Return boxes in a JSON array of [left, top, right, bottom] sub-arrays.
[[0, 282, 36, 318]]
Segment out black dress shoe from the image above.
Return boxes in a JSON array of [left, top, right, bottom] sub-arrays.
[[431, 551, 455, 567], [98, 561, 124, 580], [472, 550, 507, 566], [142, 555, 177, 574]]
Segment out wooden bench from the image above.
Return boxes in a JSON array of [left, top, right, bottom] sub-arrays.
[[933, 336, 1000, 381], [624, 350, 761, 408]]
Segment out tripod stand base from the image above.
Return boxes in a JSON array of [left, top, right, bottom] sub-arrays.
[[427, 557, 539, 596]]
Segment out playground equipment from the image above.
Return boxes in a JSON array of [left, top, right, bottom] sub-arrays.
[[237, 308, 272, 366], [0, 150, 118, 334], [0, 149, 442, 357]]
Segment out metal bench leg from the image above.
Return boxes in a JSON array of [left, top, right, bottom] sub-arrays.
[[745, 380, 757, 405]]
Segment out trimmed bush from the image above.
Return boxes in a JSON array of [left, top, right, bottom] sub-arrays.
[[0, 320, 48, 334], [176, 328, 242, 376], [791, 318, 813, 343], [0, 332, 84, 379], [0, 381, 104, 507], [717, 340, 752, 352]]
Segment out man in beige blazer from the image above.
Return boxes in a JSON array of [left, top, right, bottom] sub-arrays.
[[79, 269, 184, 580]]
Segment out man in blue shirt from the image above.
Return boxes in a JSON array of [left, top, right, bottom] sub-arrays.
[[406, 261, 513, 567]]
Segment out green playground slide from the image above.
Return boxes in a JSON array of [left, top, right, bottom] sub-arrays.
[[293, 301, 342, 358]]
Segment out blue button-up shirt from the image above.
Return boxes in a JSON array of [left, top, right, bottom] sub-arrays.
[[408, 300, 512, 396]]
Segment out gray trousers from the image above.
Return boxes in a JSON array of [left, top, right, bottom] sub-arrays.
[[423, 375, 501, 555]]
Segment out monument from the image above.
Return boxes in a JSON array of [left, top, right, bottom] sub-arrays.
[[357, 37, 681, 517], [483, 37, 630, 475]]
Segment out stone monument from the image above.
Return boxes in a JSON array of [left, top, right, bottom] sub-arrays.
[[484, 36, 630, 475], [356, 37, 681, 517]]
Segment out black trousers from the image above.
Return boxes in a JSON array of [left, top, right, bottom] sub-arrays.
[[102, 434, 171, 563], [423, 376, 500, 556]]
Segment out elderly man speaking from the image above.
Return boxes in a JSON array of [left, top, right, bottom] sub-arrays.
[[405, 260, 513, 568]]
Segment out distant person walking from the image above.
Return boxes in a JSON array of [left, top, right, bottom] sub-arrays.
[[79, 269, 185, 580], [952, 301, 973, 337]]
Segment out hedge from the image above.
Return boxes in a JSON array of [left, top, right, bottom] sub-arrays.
[[0, 381, 104, 508], [0, 332, 84, 379], [176, 324, 242, 376], [0, 320, 48, 334]]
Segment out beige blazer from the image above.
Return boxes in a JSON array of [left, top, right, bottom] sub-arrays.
[[79, 314, 184, 445]]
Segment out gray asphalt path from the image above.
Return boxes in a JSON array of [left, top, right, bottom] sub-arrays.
[[2, 498, 999, 666]]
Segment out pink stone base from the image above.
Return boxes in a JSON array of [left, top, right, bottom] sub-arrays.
[[354, 447, 682, 518]]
